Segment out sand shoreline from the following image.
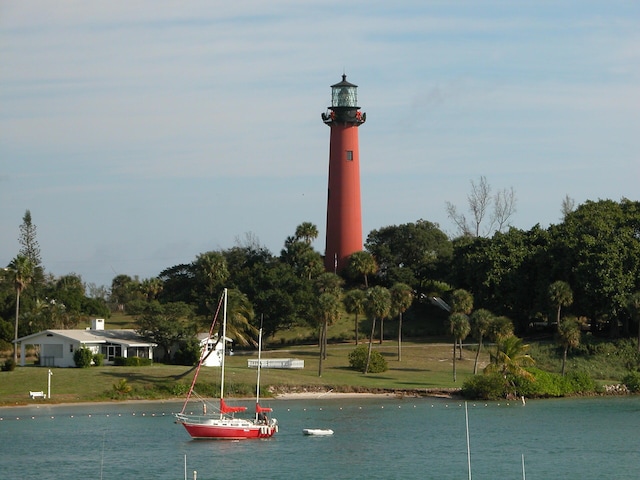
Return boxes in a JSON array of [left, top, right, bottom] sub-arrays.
[[1, 389, 461, 409]]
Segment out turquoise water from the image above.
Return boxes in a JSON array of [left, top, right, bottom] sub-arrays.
[[1, 396, 639, 479]]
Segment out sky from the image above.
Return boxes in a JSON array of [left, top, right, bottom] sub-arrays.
[[1, 1, 639, 289]]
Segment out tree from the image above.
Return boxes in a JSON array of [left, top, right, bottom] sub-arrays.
[[18, 210, 42, 266], [110, 274, 141, 312], [316, 292, 341, 376], [450, 289, 473, 315], [8, 255, 33, 364], [557, 317, 581, 376], [484, 335, 535, 395], [389, 283, 413, 361], [281, 235, 323, 280], [626, 292, 640, 352], [365, 220, 452, 289], [447, 312, 470, 382], [446, 176, 517, 238], [193, 251, 229, 314], [313, 273, 344, 375], [140, 277, 163, 301], [449, 225, 551, 327], [363, 286, 391, 374], [561, 195, 576, 220], [18, 210, 44, 296], [549, 199, 640, 337], [135, 301, 195, 362], [51, 274, 86, 315], [294, 222, 319, 246], [449, 289, 473, 359], [548, 281, 573, 330], [345, 251, 377, 288], [224, 288, 258, 348], [487, 316, 514, 343], [343, 289, 366, 345], [314, 272, 344, 298], [470, 308, 494, 374]]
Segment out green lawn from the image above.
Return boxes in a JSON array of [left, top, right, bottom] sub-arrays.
[[0, 341, 484, 406]]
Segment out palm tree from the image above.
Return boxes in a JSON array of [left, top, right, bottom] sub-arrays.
[[450, 289, 473, 358], [363, 286, 391, 374], [346, 251, 377, 288], [390, 283, 413, 361], [314, 272, 344, 297], [343, 289, 366, 345], [447, 312, 470, 382], [548, 280, 573, 330], [224, 288, 258, 348], [294, 222, 319, 245], [557, 317, 581, 376], [140, 277, 163, 301], [488, 316, 514, 343], [484, 335, 535, 395], [470, 308, 494, 374], [316, 292, 341, 376], [194, 251, 230, 311], [8, 255, 34, 364]]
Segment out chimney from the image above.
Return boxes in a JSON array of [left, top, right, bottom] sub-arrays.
[[91, 318, 105, 330]]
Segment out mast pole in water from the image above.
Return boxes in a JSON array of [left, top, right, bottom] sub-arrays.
[[466, 402, 472, 480]]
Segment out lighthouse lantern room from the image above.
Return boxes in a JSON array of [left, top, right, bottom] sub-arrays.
[[321, 74, 366, 273]]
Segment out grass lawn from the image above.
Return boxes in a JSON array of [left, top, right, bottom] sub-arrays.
[[0, 340, 486, 406]]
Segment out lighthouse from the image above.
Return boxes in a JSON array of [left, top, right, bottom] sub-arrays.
[[321, 74, 366, 273]]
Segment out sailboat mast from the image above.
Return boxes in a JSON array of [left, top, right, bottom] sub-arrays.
[[220, 288, 228, 403], [256, 326, 263, 412]]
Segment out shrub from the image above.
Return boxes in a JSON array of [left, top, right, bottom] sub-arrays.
[[112, 379, 132, 396], [348, 345, 388, 373], [461, 373, 507, 400], [114, 356, 152, 366], [565, 371, 596, 393], [509, 368, 597, 398], [2, 358, 16, 372], [92, 353, 104, 366], [174, 339, 201, 366], [171, 383, 191, 396], [622, 372, 640, 392], [74, 348, 93, 368]]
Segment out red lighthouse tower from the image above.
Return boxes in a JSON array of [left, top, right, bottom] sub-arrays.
[[321, 74, 366, 272]]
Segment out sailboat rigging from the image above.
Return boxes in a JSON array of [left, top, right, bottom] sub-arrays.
[[175, 288, 278, 439]]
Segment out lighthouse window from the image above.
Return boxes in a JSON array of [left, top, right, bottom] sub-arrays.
[[346, 150, 353, 161]]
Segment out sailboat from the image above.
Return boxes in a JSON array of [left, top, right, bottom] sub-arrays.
[[175, 288, 278, 439]]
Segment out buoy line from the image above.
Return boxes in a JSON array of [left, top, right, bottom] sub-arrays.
[[0, 401, 524, 422]]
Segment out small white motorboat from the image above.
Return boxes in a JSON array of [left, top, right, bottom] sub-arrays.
[[303, 428, 334, 436]]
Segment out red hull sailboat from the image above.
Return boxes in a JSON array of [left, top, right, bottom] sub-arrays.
[[175, 288, 277, 440]]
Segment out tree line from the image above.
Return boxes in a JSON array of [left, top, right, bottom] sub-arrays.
[[3, 198, 640, 379]]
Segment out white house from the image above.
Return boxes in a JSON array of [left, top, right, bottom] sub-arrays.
[[15, 318, 157, 368], [197, 333, 233, 367]]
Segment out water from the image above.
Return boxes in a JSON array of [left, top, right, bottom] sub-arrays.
[[1, 396, 639, 479]]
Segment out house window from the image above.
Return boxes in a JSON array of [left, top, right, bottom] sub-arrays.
[[346, 150, 353, 161], [70, 344, 74, 353]]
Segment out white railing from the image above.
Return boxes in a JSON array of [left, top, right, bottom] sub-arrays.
[[247, 358, 304, 369]]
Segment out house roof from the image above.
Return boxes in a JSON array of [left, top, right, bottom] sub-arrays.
[[196, 333, 232, 343], [16, 329, 156, 347]]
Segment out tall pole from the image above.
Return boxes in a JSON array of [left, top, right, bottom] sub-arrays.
[[322, 74, 366, 273], [47, 369, 52, 399]]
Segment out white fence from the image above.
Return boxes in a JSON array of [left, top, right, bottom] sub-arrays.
[[247, 358, 304, 369]]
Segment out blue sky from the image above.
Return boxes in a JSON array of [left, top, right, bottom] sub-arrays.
[[1, 1, 639, 289]]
